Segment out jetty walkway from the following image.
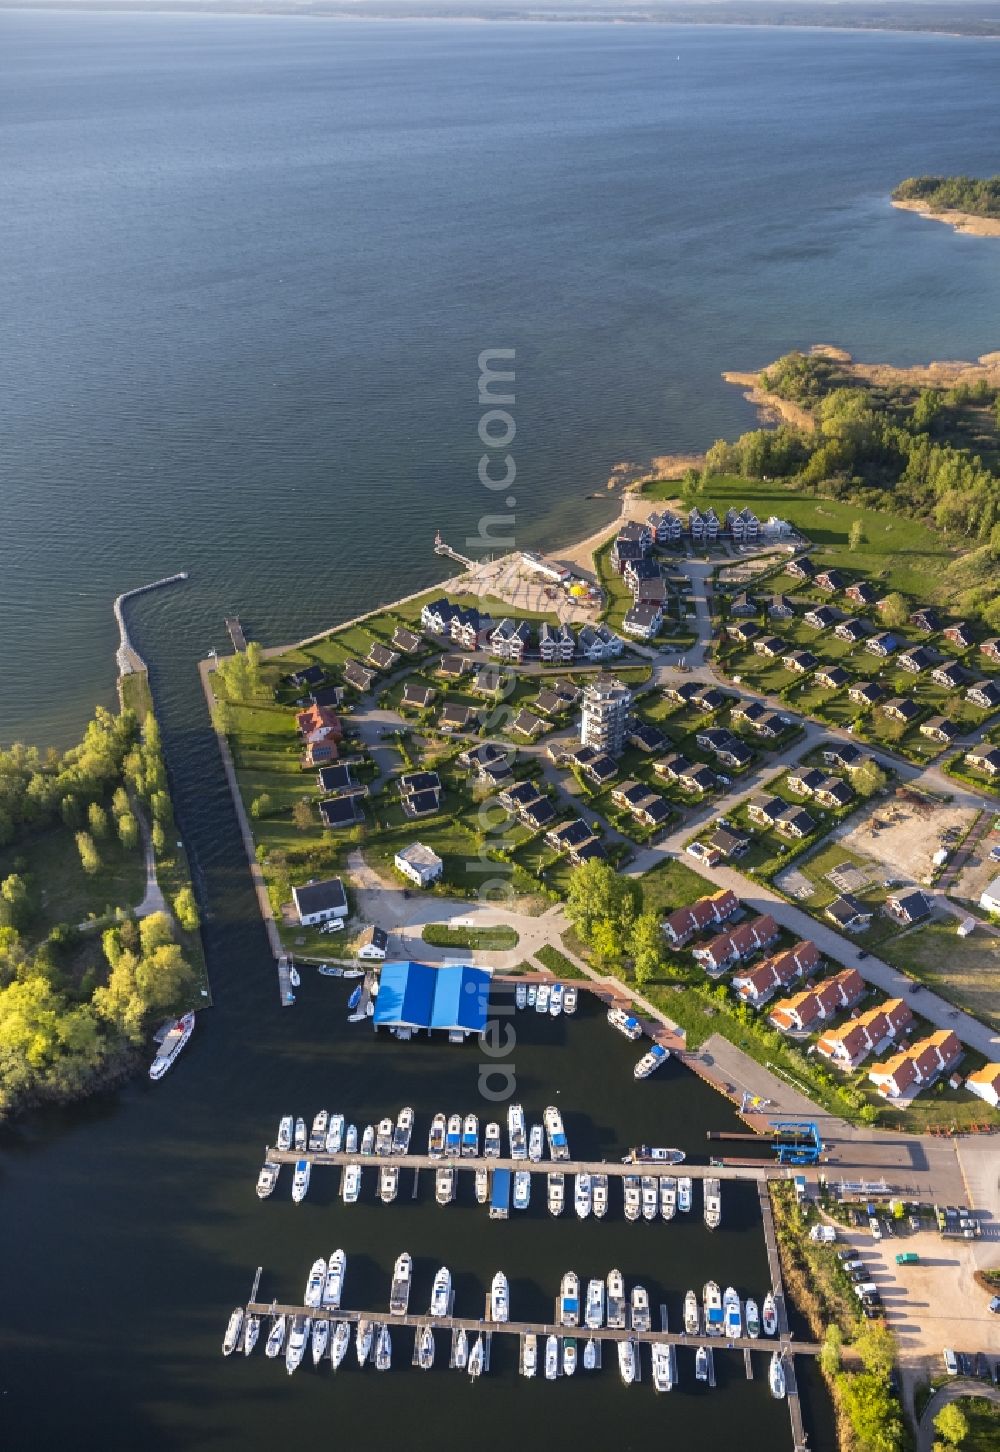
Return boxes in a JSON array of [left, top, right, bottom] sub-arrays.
[[114, 571, 188, 675], [266, 1146, 775, 1182]]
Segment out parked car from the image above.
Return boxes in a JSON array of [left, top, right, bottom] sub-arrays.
[[943, 1349, 958, 1376], [869, 1217, 882, 1241]]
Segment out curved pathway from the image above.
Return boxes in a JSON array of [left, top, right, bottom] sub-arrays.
[[917, 1379, 1000, 1452]]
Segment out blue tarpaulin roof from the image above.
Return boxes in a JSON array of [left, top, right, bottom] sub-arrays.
[[372, 961, 492, 1033]]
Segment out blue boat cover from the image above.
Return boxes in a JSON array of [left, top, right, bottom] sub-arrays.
[[372, 961, 492, 1032]]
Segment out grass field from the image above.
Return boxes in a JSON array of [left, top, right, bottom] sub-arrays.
[[535, 943, 587, 980], [421, 923, 519, 951], [0, 819, 146, 947], [877, 919, 1000, 1030]]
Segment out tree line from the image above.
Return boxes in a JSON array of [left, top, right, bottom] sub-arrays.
[[893, 174, 1000, 221]]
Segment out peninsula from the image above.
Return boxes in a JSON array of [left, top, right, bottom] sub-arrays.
[[891, 175, 1000, 237]]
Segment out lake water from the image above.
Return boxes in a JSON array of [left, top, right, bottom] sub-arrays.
[[2, 13, 1000, 1447]]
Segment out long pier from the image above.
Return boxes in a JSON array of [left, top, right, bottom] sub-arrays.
[[758, 1181, 809, 1450], [113, 571, 189, 675], [266, 1145, 777, 1182], [225, 616, 248, 652]]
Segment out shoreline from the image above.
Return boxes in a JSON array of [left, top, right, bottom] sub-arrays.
[[891, 197, 1000, 237]]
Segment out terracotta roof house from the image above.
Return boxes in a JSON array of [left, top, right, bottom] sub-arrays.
[[869, 1051, 919, 1099], [661, 889, 739, 948], [692, 914, 779, 972], [816, 1019, 874, 1070], [824, 967, 866, 1010], [966, 1063, 1000, 1109], [295, 703, 342, 742]]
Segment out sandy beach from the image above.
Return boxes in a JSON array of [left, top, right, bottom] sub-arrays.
[[892, 196, 1000, 237]]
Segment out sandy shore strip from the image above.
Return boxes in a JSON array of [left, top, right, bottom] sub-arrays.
[[892, 197, 1000, 237]]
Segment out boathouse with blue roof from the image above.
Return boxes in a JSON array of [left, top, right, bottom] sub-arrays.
[[372, 961, 493, 1039]]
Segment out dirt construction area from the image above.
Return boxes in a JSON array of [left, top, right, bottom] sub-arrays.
[[840, 793, 979, 885]]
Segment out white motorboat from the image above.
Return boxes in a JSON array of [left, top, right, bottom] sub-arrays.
[[549, 983, 563, 1017], [513, 1169, 531, 1210], [148, 1011, 195, 1080], [704, 1177, 722, 1230], [475, 1167, 489, 1204], [375, 1117, 394, 1156], [291, 1159, 311, 1203], [285, 1315, 311, 1375], [342, 1163, 362, 1203], [418, 1324, 435, 1369], [606, 1270, 626, 1330], [544, 1334, 559, 1380], [704, 1281, 723, 1337], [430, 1266, 452, 1318], [429, 1113, 446, 1158], [522, 1333, 537, 1378], [536, 984, 549, 1013], [294, 1118, 307, 1151], [243, 1314, 260, 1356], [562, 1337, 576, 1375], [309, 1109, 329, 1152], [659, 1175, 677, 1221], [265, 1314, 286, 1359], [445, 1114, 462, 1157], [326, 1113, 345, 1154], [641, 1175, 658, 1221], [330, 1320, 350, 1369], [585, 1278, 605, 1330], [623, 1175, 641, 1222], [696, 1345, 709, 1382], [491, 1271, 509, 1324], [574, 1172, 592, 1219], [583, 1338, 597, 1371], [543, 1105, 569, 1161], [375, 1323, 392, 1371], [564, 985, 578, 1015], [453, 1327, 468, 1370], [256, 1161, 279, 1199], [361, 1124, 375, 1156], [607, 1006, 642, 1041], [289, 966, 301, 988], [634, 1043, 669, 1079], [484, 1121, 501, 1158], [592, 1174, 608, 1219], [304, 1256, 326, 1308], [222, 1308, 244, 1356], [435, 1165, 455, 1205], [617, 1339, 637, 1385], [631, 1285, 651, 1333], [724, 1286, 742, 1340], [323, 1250, 346, 1310], [508, 1103, 527, 1160], [651, 1342, 672, 1392], [393, 1106, 414, 1155], [770, 1350, 786, 1399], [515, 982, 527, 1010], [528, 1124, 544, 1163], [468, 1334, 485, 1379], [626, 1144, 686, 1165], [345, 1124, 358, 1154], [277, 1116, 293, 1151], [559, 1271, 580, 1328], [462, 1113, 479, 1157], [684, 1290, 700, 1337], [311, 1318, 329, 1365], [390, 1252, 412, 1315], [746, 1298, 761, 1339], [678, 1176, 693, 1213], [762, 1292, 778, 1337], [548, 1172, 565, 1216], [356, 1318, 373, 1367], [379, 1164, 399, 1204]]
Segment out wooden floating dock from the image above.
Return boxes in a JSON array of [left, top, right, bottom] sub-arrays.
[[276, 956, 295, 1008], [266, 1145, 774, 1183], [744, 1347, 753, 1379], [225, 616, 248, 652], [706, 1344, 716, 1388]]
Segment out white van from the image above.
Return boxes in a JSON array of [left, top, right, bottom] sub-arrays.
[[869, 1217, 882, 1241], [854, 1283, 880, 1299], [943, 1348, 958, 1376]]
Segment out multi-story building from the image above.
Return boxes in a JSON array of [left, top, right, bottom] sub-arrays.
[[579, 676, 632, 756]]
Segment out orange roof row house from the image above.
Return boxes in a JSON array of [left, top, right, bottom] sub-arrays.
[[732, 940, 821, 1008], [768, 968, 866, 1034], [816, 997, 912, 1070], [662, 889, 739, 947], [868, 1029, 963, 1099], [966, 1063, 1000, 1109]]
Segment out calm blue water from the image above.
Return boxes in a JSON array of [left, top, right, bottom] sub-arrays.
[[1, 16, 999, 1448]]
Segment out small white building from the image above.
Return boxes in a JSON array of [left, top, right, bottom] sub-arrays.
[[394, 842, 444, 888], [357, 925, 389, 960], [292, 876, 348, 927], [979, 876, 1000, 915]]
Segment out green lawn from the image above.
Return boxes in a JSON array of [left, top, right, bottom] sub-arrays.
[[535, 943, 587, 979], [422, 922, 519, 951], [877, 919, 1000, 1031], [637, 856, 714, 916], [0, 818, 146, 945]]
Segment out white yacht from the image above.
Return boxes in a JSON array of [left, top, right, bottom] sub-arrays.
[[562, 1337, 576, 1375], [309, 1109, 329, 1152], [375, 1117, 394, 1156], [659, 1176, 677, 1221], [222, 1308, 244, 1356], [607, 1006, 642, 1041], [583, 1338, 597, 1371], [522, 1333, 537, 1378], [256, 1161, 279, 1199], [445, 1114, 462, 1157], [342, 1163, 362, 1204], [684, 1290, 700, 1337], [770, 1351, 786, 1399], [547, 1172, 565, 1216], [704, 1177, 722, 1230], [243, 1314, 260, 1357], [606, 1270, 626, 1330], [375, 1323, 392, 1371], [311, 1318, 329, 1365], [704, 1281, 723, 1337], [390, 1252, 412, 1315], [326, 1113, 344, 1154], [543, 1105, 569, 1161], [330, 1320, 350, 1369], [379, 1164, 399, 1204], [564, 985, 578, 1015], [468, 1334, 485, 1379], [393, 1106, 414, 1155], [462, 1113, 479, 1157], [148, 1011, 195, 1080], [559, 1271, 580, 1328], [355, 1318, 373, 1367], [304, 1257, 326, 1308], [585, 1278, 605, 1330], [574, 1172, 592, 1219], [291, 1159, 311, 1204], [513, 1169, 531, 1210], [592, 1174, 609, 1219], [435, 1165, 455, 1205], [294, 1118, 307, 1151], [475, 1167, 489, 1204], [430, 1266, 452, 1318], [631, 1285, 651, 1333], [746, 1298, 761, 1339], [453, 1327, 468, 1370], [696, 1345, 709, 1382], [490, 1270, 509, 1323], [360, 1124, 375, 1156], [265, 1314, 286, 1359], [549, 983, 563, 1016], [417, 1324, 435, 1369], [285, 1315, 311, 1375], [651, 1342, 672, 1392], [508, 1103, 527, 1159], [484, 1121, 501, 1158], [528, 1124, 544, 1163], [623, 1175, 641, 1222], [724, 1286, 742, 1340], [277, 1116, 293, 1151], [762, 1292, 778, 1337], [536, 983, 550, 1013], [527, 985, 537, 1008], [515, 982, 527, 1010], [617, 1339, 637, 1385], [544, 1334, 559, 1380], [678, 1176, 693, 1213], [641, 1174, 658, 1220], [323, 1250, 346, 1310], [429, 1113, 446, 1158], [344, 1124, 358, 1154], [634, 1043, 669, 1079]]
